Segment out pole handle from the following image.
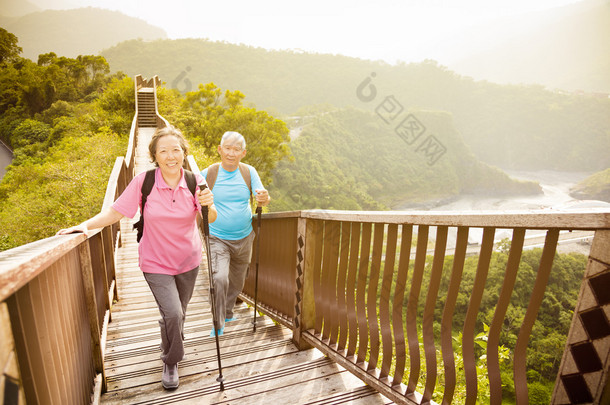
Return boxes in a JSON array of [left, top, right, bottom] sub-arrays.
[[199, 184, 210, 236]]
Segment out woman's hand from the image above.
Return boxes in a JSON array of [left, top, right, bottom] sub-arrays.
[[56, 224, 89, 236], [55, 207, 123, 237], [198, 187, 214, 207]]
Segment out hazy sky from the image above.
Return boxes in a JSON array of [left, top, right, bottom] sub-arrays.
[[68, 0, 582, 64]]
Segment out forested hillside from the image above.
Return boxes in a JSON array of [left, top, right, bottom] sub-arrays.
[[0, 29, 134, 249], [270, 108, 540, 211], [101, 39, 610, 172]]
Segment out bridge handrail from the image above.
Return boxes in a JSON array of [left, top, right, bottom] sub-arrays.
[[261, 208, 610, 228], [0, 75, 147, 403], [241, 209, 610, 404]]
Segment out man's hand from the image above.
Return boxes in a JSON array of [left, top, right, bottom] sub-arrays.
[[255, 189, 270, 206]]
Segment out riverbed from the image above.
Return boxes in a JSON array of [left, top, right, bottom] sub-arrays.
[[399, 170, 609, 253], [420, 170, 609, 212]]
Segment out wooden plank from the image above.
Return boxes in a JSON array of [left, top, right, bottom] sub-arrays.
[[40, 268, 68, 403], [322, 221, 340, 343], [0, 302, 24, 405], [356, 222, 372, 364], [379, 223, 398, 378], [301, 209, 610, 229], [391, 224, 413, 388], [311, 220, 325, 333], [103, 349, 393, 405], [366, 223, 385, 372], [335, 221, 351, 351], [487, 228, 525, 404], [0, 232, 87, 302], [514, 229, 559, 404], [440, 227, 469, 404], [421, 225, 448, 403], [345, 222, 361, 358], [406, 225, 428, 394], [462, 227, 495, 405]]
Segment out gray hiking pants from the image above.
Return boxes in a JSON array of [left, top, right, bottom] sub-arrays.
[[209, 231, 255, 330], [143, 266, 199, 365]]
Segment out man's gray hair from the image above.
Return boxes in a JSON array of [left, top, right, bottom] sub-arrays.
[[220, 131, 246, 150]]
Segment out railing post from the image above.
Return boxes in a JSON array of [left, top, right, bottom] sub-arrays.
[[78, 241, 107, 392], [552, 229, 610, 404], [292, 217, 317, 349], [0, 302, 25, 404]]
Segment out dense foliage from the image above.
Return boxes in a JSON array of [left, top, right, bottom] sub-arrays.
[[101, 38, 610, 172], [158, 83, 291, 184], [269, 108, 541, 211], [0, 30, 133, 250]]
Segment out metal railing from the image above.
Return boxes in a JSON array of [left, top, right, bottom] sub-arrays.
[[241, 209, 610, 404]]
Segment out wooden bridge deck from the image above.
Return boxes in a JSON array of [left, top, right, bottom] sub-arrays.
[[99, 127, 392, 404]]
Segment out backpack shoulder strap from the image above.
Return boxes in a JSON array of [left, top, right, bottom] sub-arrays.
[[183, 169, 197, 196], [238, 162, 252, 195], [141, 169, 156, 208], [206, 162, 252, 201], [134, 169, 155, 243], [206, 163, 220, 190]]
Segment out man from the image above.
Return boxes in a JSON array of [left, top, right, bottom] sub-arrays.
[[201, 131, 270, 336]]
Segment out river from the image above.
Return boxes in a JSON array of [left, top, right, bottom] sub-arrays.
[[397, 170, 609, 253], [0, 140, 13, 179], [406, 170, 610, 212]]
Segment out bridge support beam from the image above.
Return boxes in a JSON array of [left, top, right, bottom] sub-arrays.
[[553, 230, 610, 404]]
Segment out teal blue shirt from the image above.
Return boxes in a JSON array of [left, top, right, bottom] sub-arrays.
[[201, 164, 264, 240]]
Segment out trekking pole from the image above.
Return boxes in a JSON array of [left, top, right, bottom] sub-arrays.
[[199, 184, 225, 391], [253, 205, 262, 332]]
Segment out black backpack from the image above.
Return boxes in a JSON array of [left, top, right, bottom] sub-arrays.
[[133, 169, 198, 242]]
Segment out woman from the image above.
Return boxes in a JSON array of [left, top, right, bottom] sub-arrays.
[[57, 126, 216, 390]]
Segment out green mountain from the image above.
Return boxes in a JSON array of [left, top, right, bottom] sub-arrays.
[[269, 108, 541, 211], [101, 38, 610, 172], [1, 7, 166, 60], [570, 168, 610, 202]]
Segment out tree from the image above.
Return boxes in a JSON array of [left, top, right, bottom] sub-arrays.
[[171, 82, 291, 183], [0, 28, 22, 64]]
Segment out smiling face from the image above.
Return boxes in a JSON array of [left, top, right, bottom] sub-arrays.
[[154, 135, 185, 177]]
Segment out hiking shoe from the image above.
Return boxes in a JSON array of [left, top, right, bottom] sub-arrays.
[[162, 363, 179, 389], [210, 327, 224, 337], [225, 316, 238, 322]]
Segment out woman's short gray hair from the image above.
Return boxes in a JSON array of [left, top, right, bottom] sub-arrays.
[[220, 131, 246, 150], [149, 125, 189, 167]]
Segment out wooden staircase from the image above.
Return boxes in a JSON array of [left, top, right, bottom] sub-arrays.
[[137, 89, 157, 128]]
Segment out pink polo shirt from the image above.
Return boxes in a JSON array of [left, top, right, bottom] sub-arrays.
[[112, 168, 206, 275]]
